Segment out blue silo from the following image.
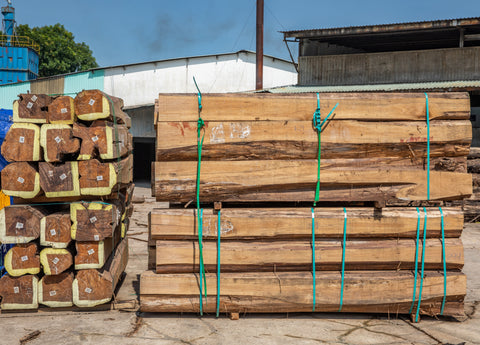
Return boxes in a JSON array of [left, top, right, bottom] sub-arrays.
[[0, 0, 39, 84]]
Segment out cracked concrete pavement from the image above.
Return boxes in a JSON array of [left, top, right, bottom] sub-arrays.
[[1, 186, 479, 345]]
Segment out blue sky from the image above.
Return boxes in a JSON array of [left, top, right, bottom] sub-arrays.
[[8, 0, 480, 67]]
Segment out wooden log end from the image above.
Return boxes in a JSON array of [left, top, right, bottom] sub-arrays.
[[40, 248, 73, 275]]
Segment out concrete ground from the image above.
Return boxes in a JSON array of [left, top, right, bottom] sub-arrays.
[[0, 186, 479, 345]]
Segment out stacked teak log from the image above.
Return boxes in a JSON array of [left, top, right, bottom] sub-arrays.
[[141, 92, 472, 320], [0, 90, 133, 310]]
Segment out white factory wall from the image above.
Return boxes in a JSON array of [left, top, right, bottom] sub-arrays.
[[103, 51, 297, 108]]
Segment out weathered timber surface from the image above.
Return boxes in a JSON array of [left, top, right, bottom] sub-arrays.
[[154, 238, 463, 273], [0, 274, 38, 310], [0, 205, 46, 243], [156, 120, 471, 161], [40, 124, 80, 162], [1, 162, 40, 198], [38, 272, 74, 308], [139, 270, 465, 317], [73, 238, 128, 307], [74, 90, 131, 128], [13, 94, 52, 123], [73, 122, 132, 160], [153, 161, 472, 203], [47, 96, 75, 124], [4, 243, 40, 276], [1, 123, 41, 162], [149, 207, 464, 240], [78, 155, 133, 196], [40, 248, 73, 275], [70, 202, 119, 241], [40, 212, 72, 248], [39, 161, 80, 197], [156, 92, 470, 122]]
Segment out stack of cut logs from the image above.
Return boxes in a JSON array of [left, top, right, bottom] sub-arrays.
[[0, 90, 133, 310], [141, 92, 472, 319]]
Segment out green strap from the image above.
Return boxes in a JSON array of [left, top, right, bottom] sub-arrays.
[[193, 77, 207, 315], [339, 207, 347, 312], [409, 207, 421, 314], [439, 207, 447, 315], [415, 207, 428, 322], [425, 93, 430, 200], [216, 210, 221, 317], [311, 207, 316, 311]]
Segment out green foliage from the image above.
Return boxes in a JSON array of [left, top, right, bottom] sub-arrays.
[[16, 23, 98, 77]]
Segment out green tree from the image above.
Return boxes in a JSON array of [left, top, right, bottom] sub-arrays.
[[16, 23, 98, 77]]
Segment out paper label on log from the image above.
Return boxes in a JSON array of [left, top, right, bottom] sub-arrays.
[[31, 95, 37, 102], [54, 136, 62, 143], [18, 136, 25, 143], [26, 102, 33, 109], [48, 170, 53, 177], [94, 235, 99, 241], [16, 222, 24, 229], [52, 257, 59, 265], [96, 175, 103, 181], [17, 177, 24, 184], [13, 287, 19, 294], [85, 287, 92, 294], [91, 136, 98, 142], [60, 173, 67, 180], [20, 255, 28, 262], [60, 108, 68, 114], [50, 229, 56, 236], [87, 249, 95, 255], [88, 99, 95, 106], [90, 216, 97, 223], [49, 290, 57, 297]]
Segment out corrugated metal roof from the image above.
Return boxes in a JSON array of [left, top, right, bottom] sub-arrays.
[[265, 80, 480, 93]]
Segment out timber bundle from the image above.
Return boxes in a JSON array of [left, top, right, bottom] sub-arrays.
[[141, 92, 472, 320], [0, 90, 132, 310]]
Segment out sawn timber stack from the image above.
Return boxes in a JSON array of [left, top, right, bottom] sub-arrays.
[[142, 91, 472, 320], [0, 90, 134, 311]]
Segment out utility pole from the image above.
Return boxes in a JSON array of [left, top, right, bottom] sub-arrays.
[[256, 0, 264, 90]]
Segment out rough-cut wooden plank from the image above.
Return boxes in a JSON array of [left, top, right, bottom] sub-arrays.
[[70, 202, 119, 241], [153, 161, 472, 203], [73, 122, 132, 161], [78, 155, 133, 196], [1, 162, 40, 199], [154, 238, 463, 273], [47, 95, 75, 124], [75, 226, 121, 269], [156, 92, 470, 122], [4, 243, 40, 276], [73, 238, 128, 307], [12, 93, 52, 123], [38, 272, 74, 308], [0, 205, 46, 243], [139, 270, 465, 317], [149, 207, 464, 240], [40, 212, 72, 249], [0, 274, 38, 310], [156, 120, 471, 161], [74, 90, 131, 128], [1, 123, 41, 162], [39, 161, 80, 198], [40, 124, 80, 162], [40, 248, 73, 275]]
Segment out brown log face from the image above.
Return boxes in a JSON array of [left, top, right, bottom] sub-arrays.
[[1, 163, 38, 194], [74, 90, 104, 115], [1, 125, 39, 162], [43, 213, 72, 245], [8, 243, 40, 271], [43, 126, 80, 162], [78, 159, 111, 189], [41, 272, 73, 303], [3, 206, 43, 240], [47, 96, 74, 123], [39, 161, 78, 195], [74, 205, 116, 241], [0, 274, 36, 306], [75, 242, 101, 266], [75, 269, 112, 301], [16, 94, 52, 121], [45, 252, 73, 275]]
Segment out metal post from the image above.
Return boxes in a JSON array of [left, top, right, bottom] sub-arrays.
[[256, 0, 264, 90]]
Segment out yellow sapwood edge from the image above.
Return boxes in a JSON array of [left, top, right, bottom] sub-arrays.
[[76, 96, 110, 121], [74, 241, 104, 270], [4, 249, 40, 277], [49, 97, 75, 124], [39, 217, 70, 249], [72, 279, 111, 308], [80, 164, 116, 196], [40, 248, 70, 275], [37, 278, 73, 308], [12, 100, 47, 124]]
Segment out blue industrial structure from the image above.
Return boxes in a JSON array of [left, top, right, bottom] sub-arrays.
[[0, 0, 39, 85]]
